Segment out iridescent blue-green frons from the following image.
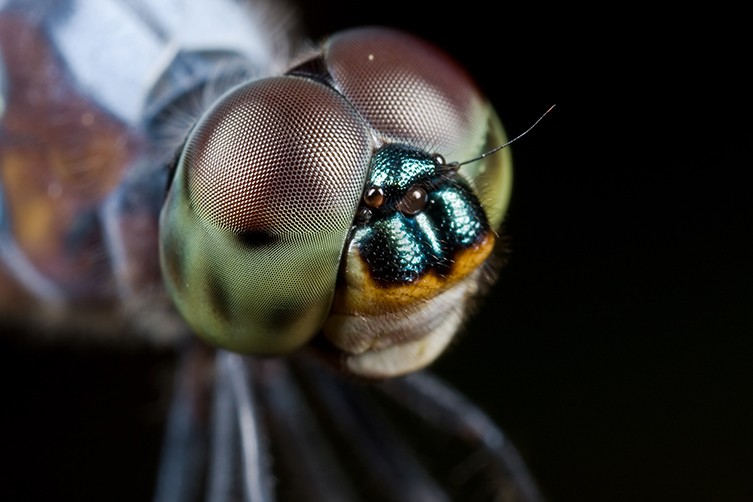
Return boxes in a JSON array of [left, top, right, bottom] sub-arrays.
[[352, 144, 489, 285]]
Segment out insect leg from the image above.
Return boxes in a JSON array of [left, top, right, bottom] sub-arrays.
[[153, 345, 212, 502], [377, 371, 545, 502]]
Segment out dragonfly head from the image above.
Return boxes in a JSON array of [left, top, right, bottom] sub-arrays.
[[159, 27, 517, 378]]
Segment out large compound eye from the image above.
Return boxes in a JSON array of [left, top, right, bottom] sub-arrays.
[[160, 76, 372, 354], [324, 28, 485, 163], [323, 27, 511, 229]]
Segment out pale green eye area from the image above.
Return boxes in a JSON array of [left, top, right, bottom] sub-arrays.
[[159, 76, 372, 354]]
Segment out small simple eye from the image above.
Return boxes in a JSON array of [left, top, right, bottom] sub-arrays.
[[396, 186, 428, 216], [363, 185, 385, 208]]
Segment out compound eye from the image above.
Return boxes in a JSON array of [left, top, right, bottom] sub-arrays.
[[160, 76, 372, 354], [184, 77, 370, 236], [321, 28, 512, 231], [323, 27, 488, 162]]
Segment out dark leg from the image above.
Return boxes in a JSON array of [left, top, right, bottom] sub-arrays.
[[376, 371, 545, 502], [287, 355, 450, 502], [206, 351, 274, 502], [154, 349, 543, 501], [153, 344, 211, 502]]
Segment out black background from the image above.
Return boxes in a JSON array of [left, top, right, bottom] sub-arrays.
[[1, 1, 751, 501]]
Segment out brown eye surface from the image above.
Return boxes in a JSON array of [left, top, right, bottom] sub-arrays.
[[396, 186, 428, 216], [183, 76, 372, 236], [362, 185, 385, 208], [324, 27, 488, 162]]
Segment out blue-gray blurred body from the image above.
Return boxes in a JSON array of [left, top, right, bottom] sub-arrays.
[[0, 0, 293, 342]]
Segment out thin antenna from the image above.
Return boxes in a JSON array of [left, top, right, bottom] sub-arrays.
[[444, 104, 556, 170]]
